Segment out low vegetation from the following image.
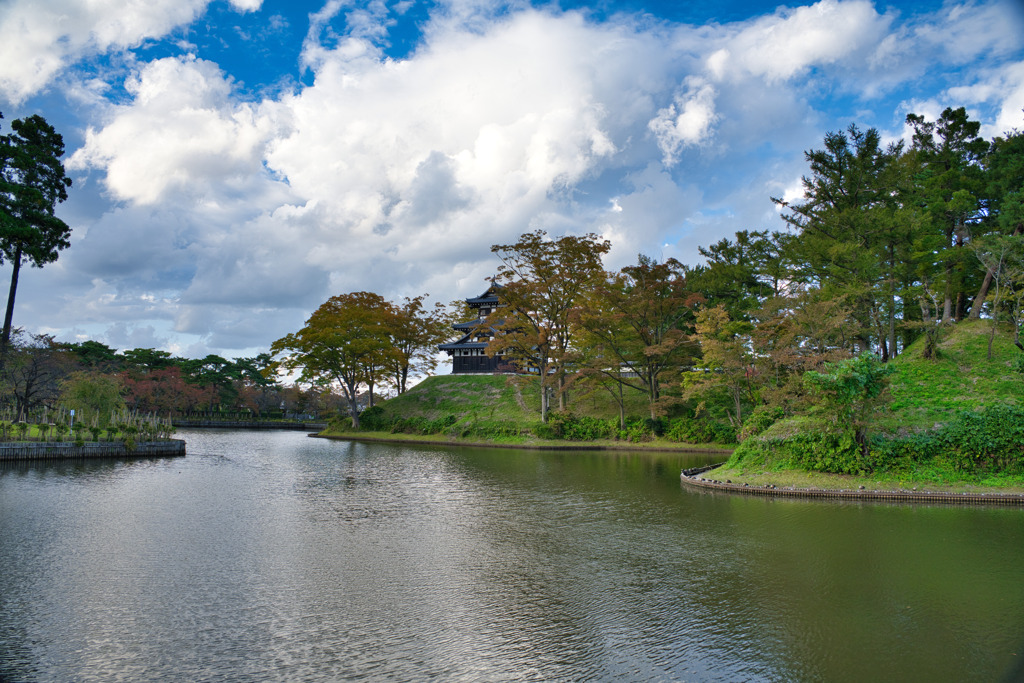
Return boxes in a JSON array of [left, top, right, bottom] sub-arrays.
[[721, 320, 1024, 488], [323, 374, 734, 449]]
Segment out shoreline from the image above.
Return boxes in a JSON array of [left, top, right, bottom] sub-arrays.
[[0, 439, 186, 462], [310, 431, 1024, 504], [681, 464, 1024, 506], [311, 431, 734, 455]]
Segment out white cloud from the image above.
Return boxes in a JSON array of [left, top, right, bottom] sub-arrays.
[[648, 77, 719, 165], [715, 0, 890, 83], [11, 0, 1023, 357], [68, 56, 286, 205], [0, 0, 217, 103]]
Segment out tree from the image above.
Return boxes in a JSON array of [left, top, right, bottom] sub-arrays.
[[685, 306, 757, 431], [773, 124, 911, 359], [970, 128, 1024, 318], [0, 114, 73, 364], [973, 233, 1024, 357], [689, 230, 791, 322], [577, 255, 700, 419], [121, 366, 206, 416], [120, 347, 176, 371], [485, 230, 611, 421], [58, 371, 126, 425], [906, 107, 989, 323], [61, 340, 120, 370], [270, 292, 396, 428], [2, 331, 74, 418], [803, 351, 894, 458], [384, 295, 450, 395]]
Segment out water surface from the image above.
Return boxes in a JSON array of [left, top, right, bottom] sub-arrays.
[[1, 429, 1022, 681]]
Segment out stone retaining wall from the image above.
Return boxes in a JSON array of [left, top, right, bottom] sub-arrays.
[[0, 439, 186, 462], [681, 465, 1024, 507]]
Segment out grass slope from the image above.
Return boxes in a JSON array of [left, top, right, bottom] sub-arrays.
[[323, 374, 729, 451], [720, 320, 1024, 490], [882, 320, 1023, 430], [376, 374, 540, 424]]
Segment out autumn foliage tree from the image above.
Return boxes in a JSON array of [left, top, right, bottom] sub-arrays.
[[577, 255, 700, 419], [485, 230, 611, 421], [384, 295, 450, 395]]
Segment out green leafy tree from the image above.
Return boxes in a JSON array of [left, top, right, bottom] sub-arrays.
[[689, 230, 791, 322], [804, 351, 894, 457], [0, 114, 73, 364], [120, 347, 176, 371], [685, 306, 757, 431], [270, 292, 397, 428], [906, 107, 989, 323], [773, 124, 910, 360], [970, 128, 1024, 319], [60, 340, 120, 370], [58, 371, 126, 426]]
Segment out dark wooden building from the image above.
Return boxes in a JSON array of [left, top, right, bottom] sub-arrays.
[[438, 285, 508, 374]]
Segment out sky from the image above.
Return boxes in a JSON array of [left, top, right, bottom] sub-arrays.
[[0, 0, 1022, 360]]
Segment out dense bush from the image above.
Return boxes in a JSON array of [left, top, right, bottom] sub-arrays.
[[737, 406, 785, 442], [665, 417, 735, 444], [357, 405, 392, 431], [459, 420, 523, 439], [871, 404, 1024, 475], [733, 404, 1024, 476]]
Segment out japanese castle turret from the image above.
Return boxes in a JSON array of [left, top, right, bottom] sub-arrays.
[[438, 284, 508, 374]]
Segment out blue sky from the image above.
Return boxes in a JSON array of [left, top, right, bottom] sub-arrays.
[[0, 0, 1022, 358]]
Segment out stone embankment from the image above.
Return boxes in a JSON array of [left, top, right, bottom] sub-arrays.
[[681, 465, 1024, 506], [0, 440, 186, 462]]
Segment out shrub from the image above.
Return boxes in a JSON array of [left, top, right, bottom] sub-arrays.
[[561, 415, 615, 441], [617, 417, 656, 442], [358, 406, 392, 431], [666, 417, 735, 444], [738, 406, 785, 442]]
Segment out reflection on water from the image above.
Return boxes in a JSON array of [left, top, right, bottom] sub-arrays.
[[1, 430, 1022, 682]]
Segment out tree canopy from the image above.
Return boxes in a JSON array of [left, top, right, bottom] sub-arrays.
[[0, 113, 73, 364]]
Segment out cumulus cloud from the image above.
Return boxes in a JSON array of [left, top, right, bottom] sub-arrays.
[[68, 56, 286, 205], [649, 77, 719, 165], [16, 0, 1024, 357], [0, 0, 238, 103], [712, 0, 890, 83]]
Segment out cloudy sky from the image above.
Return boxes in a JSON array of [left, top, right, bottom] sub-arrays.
[[0, 0, 1022, 359]]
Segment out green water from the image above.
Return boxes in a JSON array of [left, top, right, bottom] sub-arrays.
[[1, 429, 1021, 681]]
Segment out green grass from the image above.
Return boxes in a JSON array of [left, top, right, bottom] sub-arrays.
[[708, 461, 1024, 494], [723, 320, 1024, 491], [337, 374, 663, 428], [373, 374, 540, 423], [319, 428, 732, 452], [881, 319, 1023, 431]]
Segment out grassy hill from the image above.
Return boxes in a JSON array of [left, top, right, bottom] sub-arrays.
[[322, 373, 728, 448], [880, 319, 1023, 430], [723, 319, 1024, 487]]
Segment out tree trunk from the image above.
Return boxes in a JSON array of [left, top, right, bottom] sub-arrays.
[[968, 268, 994, 319], [618, 382, 625, 431], [1, 245, 23, 366], [971, 224, 1023, 319]]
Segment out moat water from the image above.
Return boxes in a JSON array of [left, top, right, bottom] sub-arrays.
[[1, 429, 1022, 682]]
